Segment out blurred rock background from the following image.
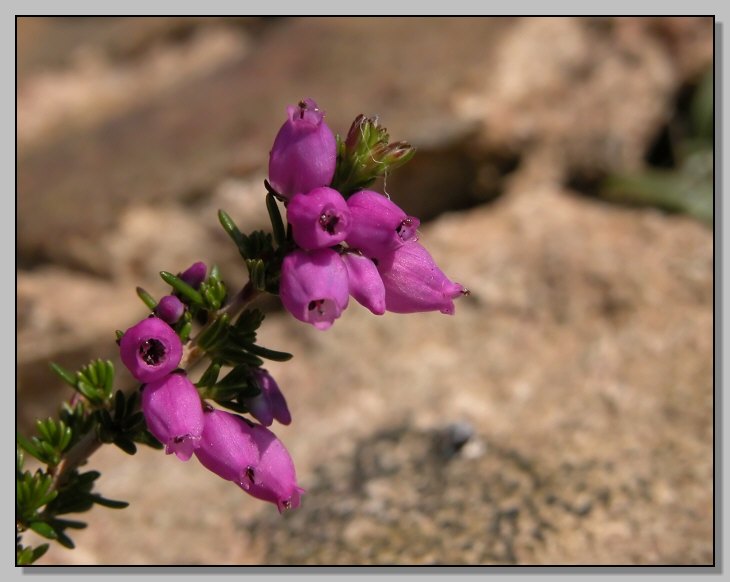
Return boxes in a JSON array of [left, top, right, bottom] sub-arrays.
[[17, 16, 713, 565]]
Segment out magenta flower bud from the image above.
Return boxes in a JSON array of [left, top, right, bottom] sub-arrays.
[[342, 252, 385, 315], [345, 190, 421, 258], [287, 187, 352, 250], [155, 295, 185, 325], [268, 98, 337, 199], [142, 372, 204, 461], [179, 261, 207, 289], [279, 248, 349, 330], [194, 408, 260, 487], [377, 242, 467, 315], [119, 317, 183, 383], [244, 369, 291, 427], [244, 424, 304, 513]]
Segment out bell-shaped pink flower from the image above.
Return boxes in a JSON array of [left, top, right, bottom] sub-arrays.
[[279, 248, 349, 330], [244, 369, 291, 427], [155, 295, 185, 325], [179, 261, 207, 289], [287, 187, 351, 250], [194, 408, 260, 487], [342, 252, 385, 315], [141, 372, 204, 461], [243, 423, 304, 513], [345, 190, 420, 259], [377, 242, 466, 315], [268, 98, 337, 199], [119, 317, 183, 383]]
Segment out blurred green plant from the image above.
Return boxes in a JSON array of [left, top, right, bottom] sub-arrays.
[[601, 67, 713, 224]]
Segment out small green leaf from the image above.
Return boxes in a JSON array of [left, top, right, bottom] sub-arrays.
[[215, 365, 255, 392], [86, 361, 100, 388], [245, 343, 293, 362], [160, 271, 204, 306], [36, 489, 58, 509], [55, 530, 75, 549], [213, 399, 248, 413], [35, 419, 52, 443], [75, 380, 98, 402], [218, 209, 247, 252], [59, 426, 73, 451], [133, 429, 163, 450], [196, 314, 230, 351], [103, 361, 115, 396], [49, 363, 77, 388], [136, 286, 158, 310], [17, 434, 41, 460], [266, 192, 287, 247], [196, 362, 222, 388], [126, 391, 139, 416], [91, 495, 129, 509], [216, 347, 264, 368], [113, 435, 137, 455], [29, 521, 57, 540], [122, 412, 145, 432], [234, 309, 265, 334], [16, 546, 34, 565], [76, 471, 101, 486], [31, 544, 50, 563], [114, 391, 126, 420], [51, 518, 87, 530], [179, 319, 193, 342]]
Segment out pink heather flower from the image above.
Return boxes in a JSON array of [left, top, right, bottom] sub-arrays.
[[194, 408, 260, 487], [279, 248, 349, 330], [342, 252, 386, 315], [141, 372, 204, 461], [268, 98, 337, 199], [345, 190, 420, 259], [155, 295, 185, 325], [244, 423, 304, 513], [179, 261, 207, 289], [119, 317, 183, 383], [287, 187, 352, 250], [377, 242, 466, 315], [244, 369, 291, 427]]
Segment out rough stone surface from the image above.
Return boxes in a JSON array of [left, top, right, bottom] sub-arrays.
[[17, 17, 713, 565]]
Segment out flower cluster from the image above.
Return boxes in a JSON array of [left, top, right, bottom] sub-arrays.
[[119, 262, 302, 512], [269, 99, 467, 330]]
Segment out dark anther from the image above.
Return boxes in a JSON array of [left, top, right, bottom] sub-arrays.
[[173, 435, 186, 444], [246, 466, 256, 484], [396, 217, 413, 235], [139, 339, 166, 366], [319, 212, 339, 235], [282, 499, 292, 510]]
